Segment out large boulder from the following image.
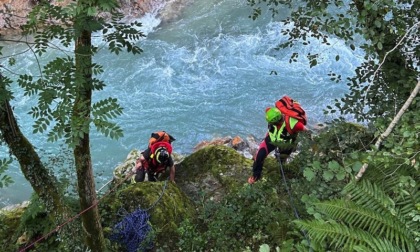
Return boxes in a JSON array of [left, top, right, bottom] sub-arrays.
[[100, 181, 195, 250], [176, 145, 253, 203]]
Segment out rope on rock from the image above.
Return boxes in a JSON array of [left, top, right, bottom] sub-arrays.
[[108, 178, 169, 252]]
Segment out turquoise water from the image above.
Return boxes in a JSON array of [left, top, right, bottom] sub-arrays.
[[0, 0, 362, 207]]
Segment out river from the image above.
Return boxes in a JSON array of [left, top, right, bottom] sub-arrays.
[[0, 0, 362, 207]]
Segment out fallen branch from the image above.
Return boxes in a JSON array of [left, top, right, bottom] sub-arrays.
[[355, 80, 420, 180]]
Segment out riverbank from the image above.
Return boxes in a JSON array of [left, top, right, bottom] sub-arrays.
[[0, 0, 192, 38]]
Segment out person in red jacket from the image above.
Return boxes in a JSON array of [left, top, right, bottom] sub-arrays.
[[132, 141, 176, 183], [248, 107, 309, 184]]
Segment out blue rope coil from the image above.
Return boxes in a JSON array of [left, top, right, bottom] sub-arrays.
[[109, 208, 153, 252], [110, 179, 169, 251]]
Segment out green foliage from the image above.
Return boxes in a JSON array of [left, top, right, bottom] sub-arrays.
[[0, 206, 25, 251], [176, 218, 206, 250], [23, 3, 73, 54], [290, 112, 419, 251], [0, 73, 14, 101], [14, 195, 58, 251], [92, 97, 124, 139], [372, 108, 420, 171], [102, 11, 145, 55], [295, 157, 420, 251], [0, 158, 13, 188], [9, 194, 87, 252], [291, 121, 376, 205], [177, 181, 294, 251]]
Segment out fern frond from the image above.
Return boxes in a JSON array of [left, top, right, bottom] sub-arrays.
[[354, 239, 405, 252], [314, 200, 415, 251], [359, 162, 413, 194], [396, 182, 420, 216], [344, 179, 395, 212], [295, 219, 408, 252]]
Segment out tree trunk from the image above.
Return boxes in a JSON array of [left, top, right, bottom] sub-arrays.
[[73, 27, 106, 251], [0, 99, 68, 218]]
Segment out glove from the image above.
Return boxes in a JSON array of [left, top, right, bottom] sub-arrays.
[[132, 158, 142, 173]]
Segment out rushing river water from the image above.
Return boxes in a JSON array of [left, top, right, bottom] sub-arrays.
[[0, 0, 363, 207]]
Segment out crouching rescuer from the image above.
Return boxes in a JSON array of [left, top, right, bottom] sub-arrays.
[[132, 131, 176, 183]]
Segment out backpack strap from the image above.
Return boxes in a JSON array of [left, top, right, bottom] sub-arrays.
[[284, 115, 293, 135]]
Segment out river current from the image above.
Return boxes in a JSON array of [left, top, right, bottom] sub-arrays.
[[0, 0, 362, 207]]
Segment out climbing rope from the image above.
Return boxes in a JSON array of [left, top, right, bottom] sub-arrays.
[[108, 178, 169, 252], [96, 178, 114, 193], [145, 177, 169, 211], [109, 208, 153, 252], [275, 148, 312, 251]]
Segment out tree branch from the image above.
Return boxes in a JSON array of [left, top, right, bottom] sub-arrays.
[[355, 80, 420, 180], [363, 21, 420, 106]]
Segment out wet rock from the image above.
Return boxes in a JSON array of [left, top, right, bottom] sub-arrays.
[[193, 135, 259, 160]]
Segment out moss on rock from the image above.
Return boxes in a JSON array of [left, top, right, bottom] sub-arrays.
[[175, 145, 253, 202], [0, 204, 27, 251], [100, 181, 195, 249]]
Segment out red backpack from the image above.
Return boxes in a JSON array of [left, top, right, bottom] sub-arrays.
[[275, 96, 307, 133]]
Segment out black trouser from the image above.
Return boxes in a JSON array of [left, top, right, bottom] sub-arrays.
[[252, 134, 295, 180], [134, 168, 158, 182]]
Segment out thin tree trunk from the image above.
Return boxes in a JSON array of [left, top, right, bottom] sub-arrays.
[[73, 27, 106, 251], [355, 80, 420, 180], [0, 99, 68, 217]]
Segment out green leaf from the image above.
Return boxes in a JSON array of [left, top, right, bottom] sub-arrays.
[[87, 7, 97, 16], [328, 160, 340, 171], [322, 170, 334, 182], [352, 161, 363, 172], [335, 170, 346, 181], [304, 168, 316, 181], [259, 244, 270, 252], [8, 57, 16, 66], [312, 161, 321, 170]]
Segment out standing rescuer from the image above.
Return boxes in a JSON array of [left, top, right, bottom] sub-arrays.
[[248, 101, 310, 184]]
